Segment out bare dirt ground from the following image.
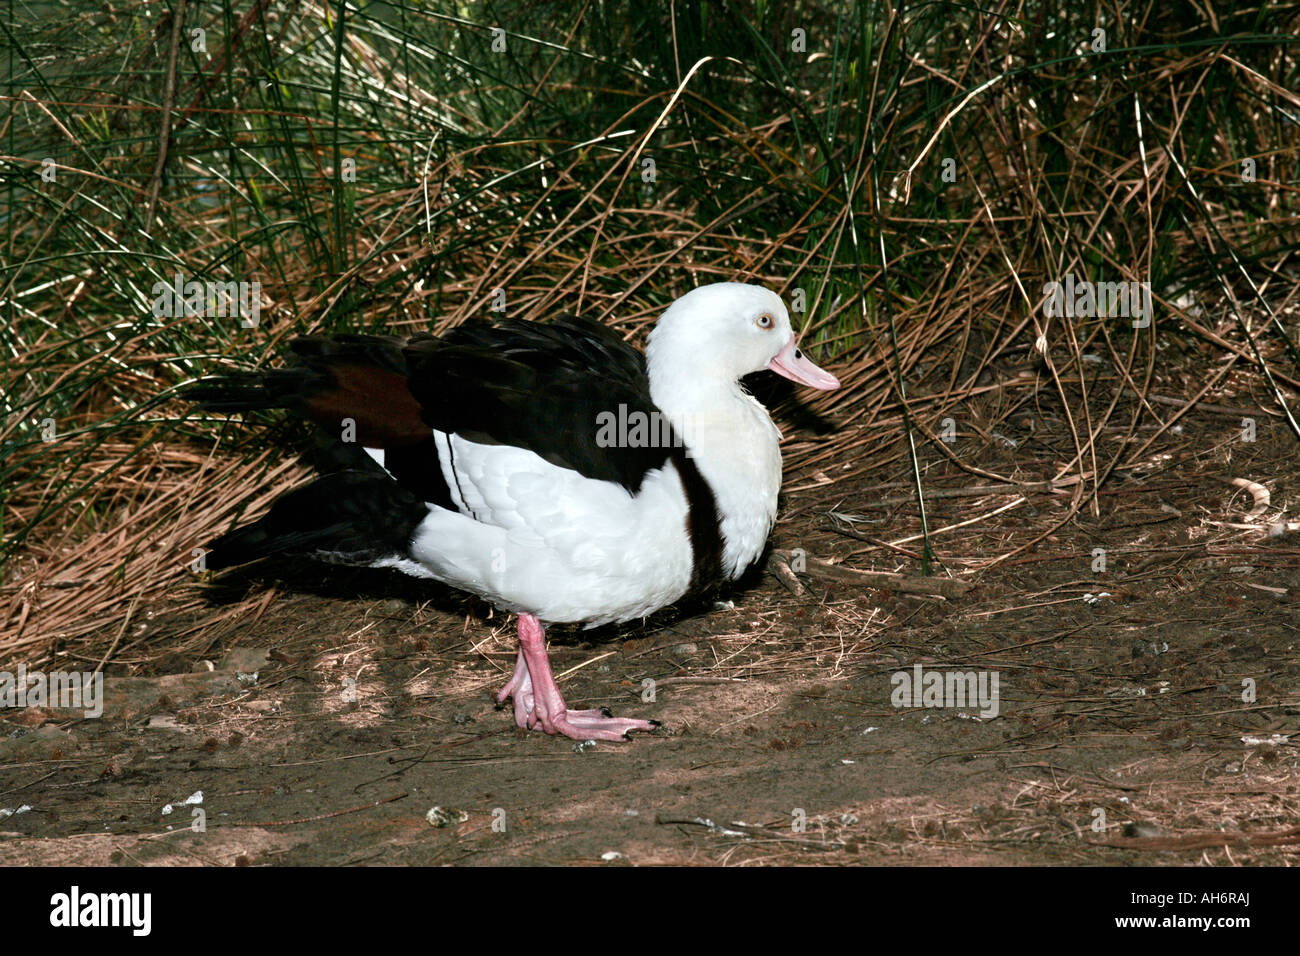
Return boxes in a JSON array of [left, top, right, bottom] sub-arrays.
[[4, 378, 1300, 866]]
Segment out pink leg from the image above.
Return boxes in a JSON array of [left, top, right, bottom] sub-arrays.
[[495, 647, 612, 729], [495, 645, 535, 730], [495, 614, 660, 742]]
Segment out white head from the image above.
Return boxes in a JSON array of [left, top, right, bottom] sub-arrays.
[[646, 282, 840, 391]]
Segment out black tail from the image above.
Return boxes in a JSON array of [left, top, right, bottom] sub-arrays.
[[203, 470, 429, 571], [185, 369, 287, 414], [186, 334, 406, 412]]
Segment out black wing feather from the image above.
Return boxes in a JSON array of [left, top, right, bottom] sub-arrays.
[[403, 314, 673, 492], [202, 470, 428, 570]]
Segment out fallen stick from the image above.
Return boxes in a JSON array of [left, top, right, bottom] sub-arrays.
[[1121, 388, 1279, 419], [767, 551, 807, 597], [229, 792, 408, 828], [655, 814, 846, 850], [1091, 824, 1300, 851], [773, 550, 973, 598]]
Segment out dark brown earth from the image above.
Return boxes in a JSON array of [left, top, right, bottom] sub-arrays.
[[3, 384, 1299, 866]]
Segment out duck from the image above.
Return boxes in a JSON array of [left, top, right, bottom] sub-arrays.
[[188, 282, 839, 741]]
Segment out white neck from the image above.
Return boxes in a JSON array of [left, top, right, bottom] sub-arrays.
[[649, 365, 783, 578]]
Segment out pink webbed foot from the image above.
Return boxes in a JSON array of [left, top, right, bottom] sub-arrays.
[[494, 615, 660, 742]]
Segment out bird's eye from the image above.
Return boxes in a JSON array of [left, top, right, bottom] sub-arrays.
[[756, 313, 773, 329]]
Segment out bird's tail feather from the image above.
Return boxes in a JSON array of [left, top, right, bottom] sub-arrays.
[[186, 335, 429, 446], [202, 471, 429, 571], [185, 370, 284, 414]]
